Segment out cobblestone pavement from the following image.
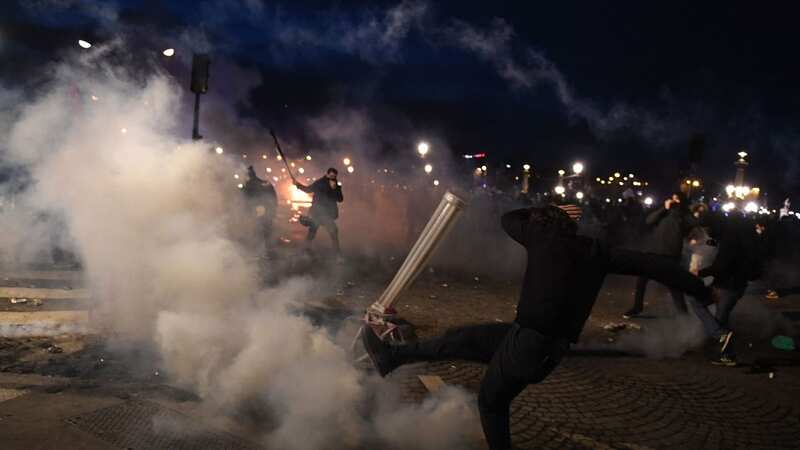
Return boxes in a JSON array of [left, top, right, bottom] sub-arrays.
[[392, 356, 800, 450]]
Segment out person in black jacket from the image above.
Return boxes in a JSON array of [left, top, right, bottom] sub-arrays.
[[295, 168, 344, 257], [243, 166, 277, 257], [362, 204, 714, 450], [623, 192, 692, 318], [689, 217, 769, 366]]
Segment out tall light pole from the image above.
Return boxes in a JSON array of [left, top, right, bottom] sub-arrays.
[[190, 54, 210, 140]]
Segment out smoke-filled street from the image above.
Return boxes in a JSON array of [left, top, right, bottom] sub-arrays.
[[2, 1, 800, 449]]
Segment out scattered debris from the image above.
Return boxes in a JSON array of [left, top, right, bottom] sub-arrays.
[[603, 322, 641, 332], [47, 346, 63, 354], [346, 281, 355, 288], [440, 283, 449, 288], [31, 299, 43, 306], [428, 294, 438, 299], [9, 298, 27, 304], [607, 337, 615, 343], [494, 318, 503, 322]]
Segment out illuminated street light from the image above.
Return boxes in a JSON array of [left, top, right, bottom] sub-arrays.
[[162, 48, 175, 57], [215, 146, 224, 154], [343, 157, 351, 166], [433, 179, 440, 186], [523, 164, 531, 171], [234, 174, 240, 179], [722, 202, 736, 212], [298, 168, 305, 174], [725, 184, 735, 196], [558, 169, 566, 176], [738, 151, 748, 158], [605, 198, 611, 203], [644, 197, 654, 206], [554, 185, 565, 195], [266, 167, 272, 173], [347, 166, 355, 173], [576, 191, 584, 200], [237, 183, 244, 189], [78, 39, 92, 49], [480, 165, 487, 172], [572, 162, 584, 175], [614, 172, 621, 178], [745, 202, 758, 213], [506, 164, 511, 169], [424, 164, 433, 174], [306, 155, 312, 160], [417, 141, 429, 157], [261, 154, 267, 159], [692, 180, 700, 187]]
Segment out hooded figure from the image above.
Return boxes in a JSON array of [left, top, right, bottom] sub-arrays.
[[295, 168, 344, 257], [363, 204, 713, 450]]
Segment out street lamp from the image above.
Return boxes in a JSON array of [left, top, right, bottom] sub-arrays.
[[572, 162, 584, 175], [576, 191, 584, 200], [554, 185, 565, 195], [215, 146, 224, 154], [78, 39, 92, 49], [644, 197, 653, 206], [162, 48, 175, 57], [343, 157, 351, 166], [417, 142, 429, 157], [558, 169, 566, 176], [523, 164, 531, 172], [424, 164, 433, 174], [347, 166, 355, 173]]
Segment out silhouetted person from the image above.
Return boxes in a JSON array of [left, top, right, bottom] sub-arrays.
[[624, 192, 691, 318], [243, 165, 277, 257], [295, 168, 343, 259], [363, 204, 712, 450]]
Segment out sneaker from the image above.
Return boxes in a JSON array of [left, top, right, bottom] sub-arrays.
[[771, 335, 797, 352], [361, 326, 398, 377], [711, 354, 737, 367], [765, 290, 779, 300], [622, 308, 642, 319], [719, 331, 734, 355]]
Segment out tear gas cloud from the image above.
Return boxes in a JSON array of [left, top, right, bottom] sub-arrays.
[[0, 45, 477, 449]]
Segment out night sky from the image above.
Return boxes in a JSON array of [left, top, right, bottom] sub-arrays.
[[2, 1, 800, 199]]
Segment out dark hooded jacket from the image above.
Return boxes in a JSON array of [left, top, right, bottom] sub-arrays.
[[699, 219, 769, 292], [641, 206, 691, 257], [502, 207, 710, 342], [299, 177, 343, 219]]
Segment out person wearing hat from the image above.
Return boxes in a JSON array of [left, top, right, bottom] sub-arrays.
[[363, 204, 713, 450]]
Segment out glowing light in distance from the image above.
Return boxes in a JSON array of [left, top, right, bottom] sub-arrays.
[[237, 183, 244, 189], [722, 202, 736, 212], [78, 40, 92, 49], [576, 191, 584, 200], [480, 165, 487, 172], [262, 154, 267, 159], [91, 95, 99, 101], [614, 172, 621, 178], [266, 167, 272, 173], [572, 162, 584, 175], [424, 164, 433, 174], [120, 128, 127, 134], [306, 155, 312, 160], [215, 146, 224, 154], [343, 157, 351, 166], [298, 168, 305, 174], [725, 185, 735, 196], [433, 179, 440, 186], [644, 197, 653, 206], [417, 142, 429, 156], [554, 185, 565, 195], [162, 48, 175, 57], [558, 169, 566, 176], [692, 180, 700, 187], [745, 202, 758, 213], [523, 164, 531, 171], [234, 174, 239, 179], [506, 164, 511, 169], [738, 151, 748, 158], [347, 166, 355, 173]]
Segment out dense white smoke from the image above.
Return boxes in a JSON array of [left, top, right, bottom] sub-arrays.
[[0, 49, 477, 449]]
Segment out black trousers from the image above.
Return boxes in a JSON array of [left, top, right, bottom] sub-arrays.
[[394, 322, 568, 450], [630, 255, 688, 314]]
